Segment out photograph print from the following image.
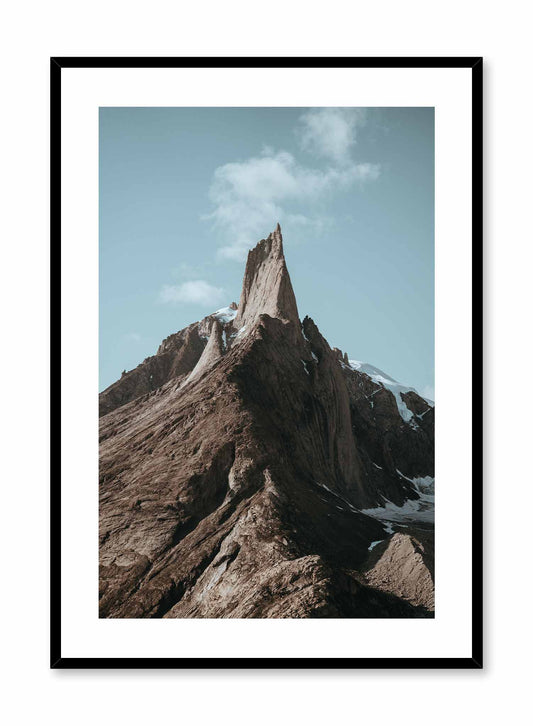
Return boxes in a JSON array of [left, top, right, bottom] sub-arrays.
[[98, 105, 435, 620]]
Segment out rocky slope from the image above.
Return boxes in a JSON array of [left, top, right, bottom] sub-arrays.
[[99, 224, 435, 618]]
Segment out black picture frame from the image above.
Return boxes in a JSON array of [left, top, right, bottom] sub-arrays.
[[50, 56, 483, 670]]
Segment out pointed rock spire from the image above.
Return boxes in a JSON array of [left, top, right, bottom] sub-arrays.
[[185, 319, 223, 385], [234, 224, 300, 331]]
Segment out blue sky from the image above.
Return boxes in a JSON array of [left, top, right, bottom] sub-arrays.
[[100, 106, 434, 398]]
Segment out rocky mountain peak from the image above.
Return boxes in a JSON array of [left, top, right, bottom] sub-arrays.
[[234, 223, 300, 330], [99, 226, 434, 619]]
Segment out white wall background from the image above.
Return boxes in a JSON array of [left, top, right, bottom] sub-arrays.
[[1, 1, 529, 724]]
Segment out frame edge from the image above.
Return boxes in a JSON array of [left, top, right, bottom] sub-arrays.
[[50, 56, 483, 669]]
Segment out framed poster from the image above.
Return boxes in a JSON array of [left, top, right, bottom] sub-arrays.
[[51, 57, 482, 668]]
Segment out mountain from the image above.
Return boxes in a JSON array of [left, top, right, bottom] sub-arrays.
[[99, 224, 435, 618]]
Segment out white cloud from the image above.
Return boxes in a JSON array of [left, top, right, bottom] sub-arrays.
[[207, 147, 379, 261], [298, 108, 367, 165], [159, 280, 226, 306]]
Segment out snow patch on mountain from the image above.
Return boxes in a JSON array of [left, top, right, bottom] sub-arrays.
[[362, 472, 435, 525], [396, 469, 435, 495], [361, 492, 434, 525], [348, 359, 434, 424], [212, 305, 238, 324]]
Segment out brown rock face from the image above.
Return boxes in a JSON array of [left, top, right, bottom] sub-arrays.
[[100, 320, 205, 417], [342, 368, 434, 505], [362, 532, 435, 611], [99, 225, 434, 618]]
